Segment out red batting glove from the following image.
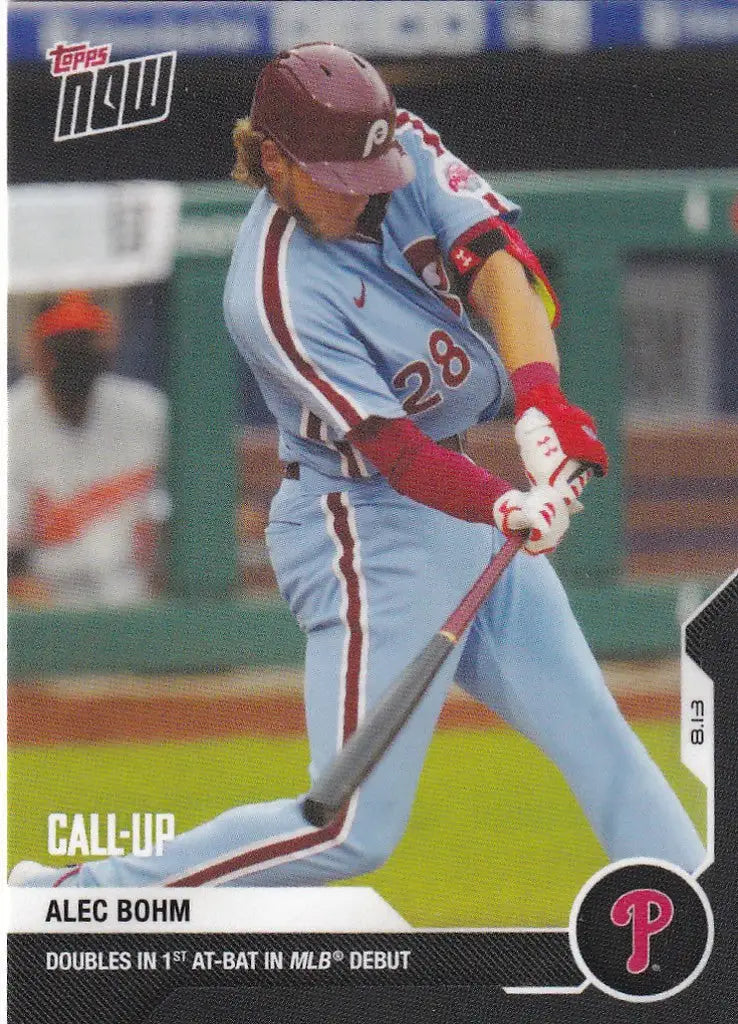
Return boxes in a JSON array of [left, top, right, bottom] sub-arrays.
[[515, 407, 595, 506], [511, 363, 609, 479]]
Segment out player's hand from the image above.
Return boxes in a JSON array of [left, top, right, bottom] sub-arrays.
[[514, 405, 600, 509], [514, 386, 609, 488], [492, 484, 571, 555]]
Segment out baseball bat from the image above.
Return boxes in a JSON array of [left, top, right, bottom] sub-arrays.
[[301, 533, 525, 828]]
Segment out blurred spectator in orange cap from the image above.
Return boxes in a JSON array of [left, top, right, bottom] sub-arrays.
[[8, 291, 170, 607]]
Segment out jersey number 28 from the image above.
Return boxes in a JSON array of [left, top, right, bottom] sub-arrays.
[[392, 330, 471, 415]]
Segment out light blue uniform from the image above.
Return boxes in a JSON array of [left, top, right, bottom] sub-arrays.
[[34, 113, 703, 888]]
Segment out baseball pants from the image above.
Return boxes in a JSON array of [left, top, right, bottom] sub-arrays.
[[37, 469, 705, 887]]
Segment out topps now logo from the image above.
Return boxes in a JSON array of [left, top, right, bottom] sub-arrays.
[[46, 41, 176, 141], [570, 859, 713, 1001]]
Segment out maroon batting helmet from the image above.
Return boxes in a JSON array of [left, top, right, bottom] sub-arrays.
[[250, 42, 415, 195]]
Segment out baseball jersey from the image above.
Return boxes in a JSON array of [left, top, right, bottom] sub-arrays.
[[224, 110, 556, 480], [8, 373, 169, 606]]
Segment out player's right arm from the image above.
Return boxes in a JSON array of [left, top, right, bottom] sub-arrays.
[[348, 414, 571, 555]]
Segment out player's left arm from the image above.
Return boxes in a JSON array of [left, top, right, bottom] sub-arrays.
[[469, 248, 609, 494], [469, 247, 559, 374], [395, 113, 606, 491]]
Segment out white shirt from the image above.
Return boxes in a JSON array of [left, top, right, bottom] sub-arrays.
[[8, 373, 169, 606]]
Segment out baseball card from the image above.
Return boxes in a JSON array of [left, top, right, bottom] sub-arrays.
[[5, 3, 737, 1022]]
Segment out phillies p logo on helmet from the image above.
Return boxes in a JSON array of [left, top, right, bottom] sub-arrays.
[[570, 860, 712, 1001], [610, 888, 675, 974], [362, 118, 389, 158]]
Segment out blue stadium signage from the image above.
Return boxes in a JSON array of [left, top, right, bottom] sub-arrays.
[[9, 1, 738, 62]]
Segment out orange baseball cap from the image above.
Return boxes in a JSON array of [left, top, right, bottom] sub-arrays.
[[32, 291, 114, 342], [26, 291, 116, 374]]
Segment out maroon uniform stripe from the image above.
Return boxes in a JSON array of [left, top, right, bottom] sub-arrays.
[[305, 410, 323, 441], [334, 438, 363, 479], [170, 812, 348, 887], [166, 492, 363, 887], [54, 865, 82, 886], [305, 411, 362, 478], [482, 191, 509, 215], [326, 492, 363, 743], [396, 110, 445, 156], [262, 209, 363, 430], [305, 407, 362, 475]]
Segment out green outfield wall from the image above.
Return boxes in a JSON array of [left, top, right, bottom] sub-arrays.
[[5, 581, 716, 676], [9, 172, 738, 676]]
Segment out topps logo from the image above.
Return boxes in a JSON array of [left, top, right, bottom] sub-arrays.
[[46, 41, 176, 141]]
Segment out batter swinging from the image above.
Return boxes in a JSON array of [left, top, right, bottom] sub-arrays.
[[11, 43, 704, 889]]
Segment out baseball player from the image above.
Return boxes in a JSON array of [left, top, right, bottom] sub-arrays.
[[8, 291, 169, 608], [11, 44, 704, 888]]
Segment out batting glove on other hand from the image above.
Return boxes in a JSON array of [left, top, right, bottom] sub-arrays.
[[493, 485, 571, 555], [515, 407, 595, 508], [515, 378, 608, 475]]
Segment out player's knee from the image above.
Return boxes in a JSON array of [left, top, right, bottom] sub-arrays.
[[337, 832, 396, 878]]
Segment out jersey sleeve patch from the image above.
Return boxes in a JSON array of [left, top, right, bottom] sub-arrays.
[[395, 112, 509, 211], [431, 146, 514, 218], [395, 109, 521, 274], [437, 153, 495, 204], [442, 157, 485, 196], [449, 217, 561, 328]]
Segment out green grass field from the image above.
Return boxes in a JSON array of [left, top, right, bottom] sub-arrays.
[[8, 722, 705, 927]]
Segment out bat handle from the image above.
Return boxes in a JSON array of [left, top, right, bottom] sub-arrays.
[[443, 533, 525, 641]]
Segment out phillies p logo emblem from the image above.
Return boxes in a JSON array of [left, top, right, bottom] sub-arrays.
[[570, 860, 712, 1001], [362, 118, 389, 157], [610, 889, 674, 973]]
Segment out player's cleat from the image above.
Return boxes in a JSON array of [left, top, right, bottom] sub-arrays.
[[8, 860, 64, 886]]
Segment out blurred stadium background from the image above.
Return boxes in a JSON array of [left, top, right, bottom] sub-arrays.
[[7, 1, 736, 924]]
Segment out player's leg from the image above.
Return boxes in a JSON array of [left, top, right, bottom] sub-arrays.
[[262, 489, 491, 879], [455, 537, 705, 872], [15, 490, 486, 887]]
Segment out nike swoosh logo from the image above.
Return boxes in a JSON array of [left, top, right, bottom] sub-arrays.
[[353, 280, 366, 308]]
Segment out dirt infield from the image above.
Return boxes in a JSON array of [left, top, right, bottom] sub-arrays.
[[8, 660, 682, 746]]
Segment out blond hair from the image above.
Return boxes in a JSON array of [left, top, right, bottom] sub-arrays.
[[232, 118, 270, 189]]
